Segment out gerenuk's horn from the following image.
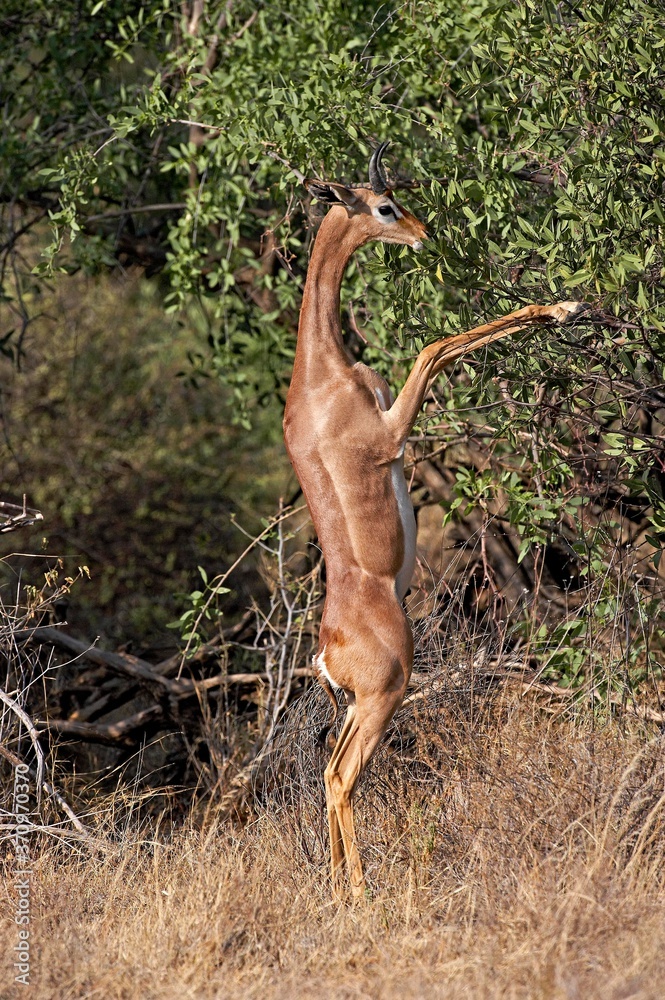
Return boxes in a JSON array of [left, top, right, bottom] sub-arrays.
[[369, 141, 390, 194]]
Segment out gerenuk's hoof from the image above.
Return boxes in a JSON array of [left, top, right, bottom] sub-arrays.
[[550, 301, 591, 324]]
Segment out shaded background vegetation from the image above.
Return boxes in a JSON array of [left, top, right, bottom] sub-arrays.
[[1, 269, 283, 648]]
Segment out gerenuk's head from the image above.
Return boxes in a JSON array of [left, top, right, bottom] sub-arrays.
[[306, 142, 429, 250]]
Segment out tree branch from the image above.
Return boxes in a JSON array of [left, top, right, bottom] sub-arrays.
[[85, 202, 187, 222], [37, 705, 163, 747]]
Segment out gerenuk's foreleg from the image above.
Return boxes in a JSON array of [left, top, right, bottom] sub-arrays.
[[384, 302, 588, 449]]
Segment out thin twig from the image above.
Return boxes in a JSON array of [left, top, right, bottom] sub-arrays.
[[0, 744, 91, 839], [0, 686, 45, 807]]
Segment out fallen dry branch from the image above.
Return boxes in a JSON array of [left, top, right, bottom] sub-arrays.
[[37, 705, 165, 747], [22, 616, 665, 761], [11, 622, 317, 757], [18, 624, 314, 696]]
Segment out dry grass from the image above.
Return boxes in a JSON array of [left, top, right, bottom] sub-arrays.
[[2, 694, 664, 1000]]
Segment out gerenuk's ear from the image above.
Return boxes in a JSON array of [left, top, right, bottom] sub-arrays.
[[306, 180, 361, 209]]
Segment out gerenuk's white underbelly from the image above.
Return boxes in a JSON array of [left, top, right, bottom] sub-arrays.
[[372, 384, 416, 601], [391, 456, 417, 601]]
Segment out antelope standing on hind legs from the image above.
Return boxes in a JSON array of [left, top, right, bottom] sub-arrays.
[[283, 143, 586, 900]]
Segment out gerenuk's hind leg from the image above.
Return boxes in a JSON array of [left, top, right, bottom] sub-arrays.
[[324, 704, 356, 897], [324, 688, 405, 899]]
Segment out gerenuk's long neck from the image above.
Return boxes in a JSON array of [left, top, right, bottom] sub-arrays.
[[294, 206, 368, 379]]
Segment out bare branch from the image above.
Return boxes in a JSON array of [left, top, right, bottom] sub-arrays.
[[85, 202, 187, 222], [0, 498, 43, 534], [37, 705, 163, 747], [0, 685, 44, 805]]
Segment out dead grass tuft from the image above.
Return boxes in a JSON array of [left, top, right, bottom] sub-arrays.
[[2, 695, 664, 1000]]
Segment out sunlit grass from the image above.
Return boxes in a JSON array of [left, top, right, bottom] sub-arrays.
[[2, 703, 663, 1000]]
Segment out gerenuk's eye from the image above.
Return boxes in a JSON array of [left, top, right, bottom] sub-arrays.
[[378, 205, 394, 217]]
